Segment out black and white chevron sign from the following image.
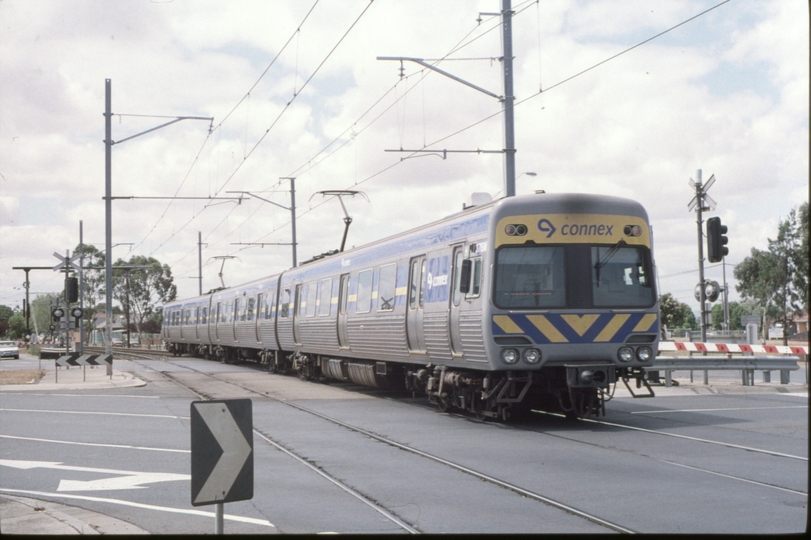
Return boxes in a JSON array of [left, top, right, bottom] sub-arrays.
[[56, 353, 113, 368]]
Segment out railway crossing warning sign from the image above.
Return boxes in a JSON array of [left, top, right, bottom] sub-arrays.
[[191, 399, 253, 507]]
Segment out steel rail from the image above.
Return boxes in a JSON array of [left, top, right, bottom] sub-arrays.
[[118, 351, 636, 534]]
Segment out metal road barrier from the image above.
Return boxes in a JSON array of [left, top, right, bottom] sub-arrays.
[[649, 355, 800, 387]]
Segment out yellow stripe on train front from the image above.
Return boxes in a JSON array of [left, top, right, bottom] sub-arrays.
[[593, 314, 631, 342], [633, 313, 658, 332], [493, 315, 524, 334], [526, 315, 568, 343], [561, 314, 599, 336]]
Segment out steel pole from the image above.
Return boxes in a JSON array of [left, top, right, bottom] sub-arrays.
[[290, 178, 297, 267], [696, 169, 707, 343], [198, 231, 203, 296], [105, 79, 113, 375], [79, 221, 84, 355], [501, 0, 516, 197]]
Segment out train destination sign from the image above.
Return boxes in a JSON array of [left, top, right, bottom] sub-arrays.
[[191, 399, 254, 507]]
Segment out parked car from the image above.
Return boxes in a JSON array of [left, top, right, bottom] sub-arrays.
[[0, 341, 20, 359]]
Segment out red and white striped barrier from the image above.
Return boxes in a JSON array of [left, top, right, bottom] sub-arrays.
[[659, 341, 808, 355]]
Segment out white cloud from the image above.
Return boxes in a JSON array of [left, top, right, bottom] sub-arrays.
[[0, 0, 807, 315]]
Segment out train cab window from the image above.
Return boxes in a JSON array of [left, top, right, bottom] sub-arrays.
[[356, 269, 373, 313], [318, 279, 332, 316], [494, 246, 565, 308], [591, 246, 654, 307], [280, 289, 291, 318], [377, 264, 396, 311], [305, 283, 318, 317], [247, 296, 255, 321]]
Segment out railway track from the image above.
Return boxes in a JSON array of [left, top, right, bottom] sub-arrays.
[[105, 348, 807, 533], [111, 348, 637, 534]]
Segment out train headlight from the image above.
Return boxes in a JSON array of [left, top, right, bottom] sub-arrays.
[[523, 348, 541, 364], [636, 346, 653, 362], [617, 347, 634, 362], [505, 224, 528, 236], [501, 348, 519, 364], [623, 224, 643, 237]]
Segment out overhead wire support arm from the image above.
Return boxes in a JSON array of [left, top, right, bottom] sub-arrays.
[[376, 56, 503, 101], [111, 116, 214, 145]]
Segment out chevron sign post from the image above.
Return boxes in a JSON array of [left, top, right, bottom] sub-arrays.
[[191, 399, 253, 534], [54, 353, 113, 382]]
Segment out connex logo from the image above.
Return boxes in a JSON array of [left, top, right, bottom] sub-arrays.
[[537, 218, 557, 238]]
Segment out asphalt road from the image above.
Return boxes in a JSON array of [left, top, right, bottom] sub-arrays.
[[1, 353, 807, 534]]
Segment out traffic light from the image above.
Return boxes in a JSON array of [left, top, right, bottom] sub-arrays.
[[51, 306, 65, 322], [66, 277, 79, 303], [707, 217, 728, 263], [71, 307, 84, 329]]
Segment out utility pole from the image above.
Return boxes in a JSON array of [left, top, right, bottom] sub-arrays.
[[227, 177, 298, 268], [104, 79, 213, 370], [378, 0, 518, 197]]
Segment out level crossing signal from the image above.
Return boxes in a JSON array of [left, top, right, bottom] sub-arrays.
[[706, 216, 728, 263]]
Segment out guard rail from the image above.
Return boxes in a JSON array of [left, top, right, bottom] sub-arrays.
[[648, 355, 800, 387]]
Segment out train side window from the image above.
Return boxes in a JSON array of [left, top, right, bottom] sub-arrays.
[[468, 257, 483, 298], [226, 300, 235, 323], [409, 260, 419, 309], [356, 269, 373, 313], [201, 307, 208, 325], [419, 260, 427, 308], [305, 283, 318, 317], [452, 250, 464, 307], [194, 307, 199, 325], [280, 289, 291, 318], [257, 294, 264, 320], [247, 296, 255, 321], [184, 309, 190, 326], [319, 278, 332, 316], [377, 264, 396, 311]]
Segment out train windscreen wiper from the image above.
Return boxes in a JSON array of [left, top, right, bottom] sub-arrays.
[[594, 240, 627, 287]]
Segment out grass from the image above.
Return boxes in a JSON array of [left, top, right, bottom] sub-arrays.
[[0, 370, 46, 385]]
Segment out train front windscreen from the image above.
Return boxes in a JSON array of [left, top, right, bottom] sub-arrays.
[[493, 244, 655, 310]]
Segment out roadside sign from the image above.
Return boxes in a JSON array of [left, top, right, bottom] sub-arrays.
[[191, 399, 253, 507]]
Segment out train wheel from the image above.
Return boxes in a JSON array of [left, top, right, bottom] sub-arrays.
[[437, 396, 451, 412]]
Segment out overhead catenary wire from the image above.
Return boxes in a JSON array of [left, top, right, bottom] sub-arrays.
[[160, 0, 732, 285]]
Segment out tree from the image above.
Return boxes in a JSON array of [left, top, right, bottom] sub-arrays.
[[658, 293, 698, 331], [112, 255, 177, 338], [735, 202, 808, 344], [0, 305, 14, 337], [7, 314, 25, 339], [710, 301, 751, 331]]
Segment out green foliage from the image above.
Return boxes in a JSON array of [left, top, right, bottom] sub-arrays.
[[710, 301, 752, 331], [735, 202, 808, 320], [7, 314, 25, 339], [659, 293, 698, 331], [112, 255, 176, 336], [0, 305, 14, 321]]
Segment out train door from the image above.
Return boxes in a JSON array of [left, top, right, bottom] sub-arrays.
[[406, 256, 427, 352], [449, 246, 464, 356], [292, 284, 302, 345], [337, 274, 350, 349]]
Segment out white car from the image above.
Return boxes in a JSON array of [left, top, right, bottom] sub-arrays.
[[0, 341, 20, 359]]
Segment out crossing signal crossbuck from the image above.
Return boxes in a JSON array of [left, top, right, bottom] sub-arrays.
[[706, 216, 729, 263]]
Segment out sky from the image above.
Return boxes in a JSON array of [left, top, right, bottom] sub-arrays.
[[0, 0, 808, 321]]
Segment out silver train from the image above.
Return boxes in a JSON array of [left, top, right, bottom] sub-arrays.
[[163, 192, 660, 419]]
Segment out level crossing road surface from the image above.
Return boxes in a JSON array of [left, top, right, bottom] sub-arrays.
[[0, 352, 807, 534]]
